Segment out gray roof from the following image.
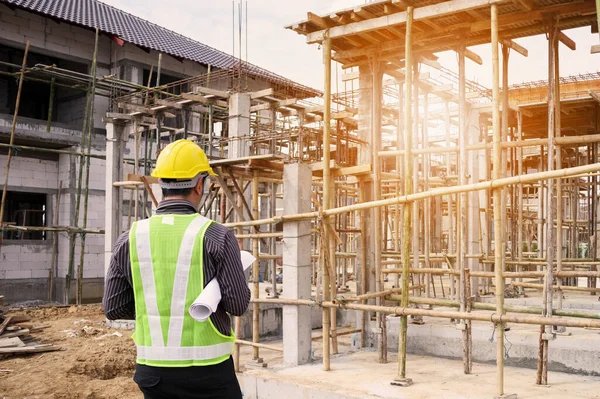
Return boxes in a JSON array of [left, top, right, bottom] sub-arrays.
[[1, 0, 321, 98]]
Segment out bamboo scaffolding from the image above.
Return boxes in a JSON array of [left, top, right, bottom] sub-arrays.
[[222, 163, 600, 229], [491, 5, 506, 397], [0, 41, 29, 250], [395, 5, 413, 386], [76, 29, 99, 305], [322, 30, 334, 371]]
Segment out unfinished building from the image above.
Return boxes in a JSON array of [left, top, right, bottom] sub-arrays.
[[3, 0, 600, 398], [0, 0, 320, 303]]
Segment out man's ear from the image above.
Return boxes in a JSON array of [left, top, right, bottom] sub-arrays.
[[195, 176, 204, 196]]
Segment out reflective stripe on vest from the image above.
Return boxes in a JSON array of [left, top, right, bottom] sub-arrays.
[[130, 214, 235, 366], [136, 341, 235, 361]]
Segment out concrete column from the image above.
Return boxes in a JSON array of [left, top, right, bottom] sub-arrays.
[[356, 65, 376, 346], [282, 163, 312, 366], [229, 93, 251, 159], [104, 122, 126, 274]]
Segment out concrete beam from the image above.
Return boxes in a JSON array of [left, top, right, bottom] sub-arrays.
[[307, 0, 507, 43]]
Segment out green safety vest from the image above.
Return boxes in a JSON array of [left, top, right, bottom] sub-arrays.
[[129, 214, 235, 367]]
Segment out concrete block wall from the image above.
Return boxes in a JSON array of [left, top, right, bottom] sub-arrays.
[[0, 154, 58, 190], [0, 154, 58, 300], [0, 242, 53, 280]]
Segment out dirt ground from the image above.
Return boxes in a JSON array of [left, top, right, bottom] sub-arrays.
[[0, 304, 289, 399], [0, 305, 139, 399]]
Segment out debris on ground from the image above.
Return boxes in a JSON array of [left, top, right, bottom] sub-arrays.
[[0, 312, 61, 356]]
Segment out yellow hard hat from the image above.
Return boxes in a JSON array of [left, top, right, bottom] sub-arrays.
[[152, 139, 216, 180]]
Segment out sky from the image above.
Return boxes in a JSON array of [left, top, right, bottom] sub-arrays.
[[99, 0, 600, 91]]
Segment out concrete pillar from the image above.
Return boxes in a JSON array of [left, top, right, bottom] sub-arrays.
[[356, 65, 376, 346], [282, 163, 312, 366], [229, 93, 251, 159], [104, 121, 126, 274]]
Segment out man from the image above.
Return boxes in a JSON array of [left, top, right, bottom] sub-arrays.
[[103, 139, 251, 399]]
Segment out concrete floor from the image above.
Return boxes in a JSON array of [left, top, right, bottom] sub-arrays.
[[242, 350, 600, 399]]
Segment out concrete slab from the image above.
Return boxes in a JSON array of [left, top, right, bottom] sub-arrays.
[[383, 313, 600, 375], [243, 350, 600, 399]]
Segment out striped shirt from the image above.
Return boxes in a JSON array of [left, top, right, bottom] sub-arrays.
[[102, 199, 251, 335]]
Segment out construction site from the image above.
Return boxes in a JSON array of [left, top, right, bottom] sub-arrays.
[[2, 0, 600, 398]]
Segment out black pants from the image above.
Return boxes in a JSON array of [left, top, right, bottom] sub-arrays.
[[133, 357, 243, 399]]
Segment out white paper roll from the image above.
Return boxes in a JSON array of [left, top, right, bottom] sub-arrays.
[[188, 250, 255, 322], [189, 278, 221, 322]]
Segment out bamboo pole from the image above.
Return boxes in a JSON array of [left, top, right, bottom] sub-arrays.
[[517, 112, 524, 294], [423, 92, 431, 300], [541, 18, 558, 386], [251, 297, 600, 329], [322, 30, 333, 371], [491, 5, 506, 397], [47, 77, 55, 133], [395, 5, 413, 386], [233, 178, 244, 373], [378, 134, 600, 157], [66, 56, 94, 304], [554, 32, 563, 312], [381, 267, 600, 279], [48, 181, 63, 301], [446, 101, 456, 301], [236, 339, 283, 352], [457, 41, 471, 374], [390, 296, 600, 320], [359, 178, 368, 348], [412, 63, 421, 306], [76, 28, 99, 305], [0, 143, 105, 159], [513, 281, 600, 293], [252, 171, 260, 361], [372, 54, 385, 363], [320, 302, 600, 329], [221, 163, 600, 230], [0, 41, 29, 251], [395, 83, 404, 289]]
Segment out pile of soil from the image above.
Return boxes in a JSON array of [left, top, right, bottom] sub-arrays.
[[0, 305, 140, 399]]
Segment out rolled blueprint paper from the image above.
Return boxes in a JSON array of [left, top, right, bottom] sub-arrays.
[[189, 250, 255, 322]]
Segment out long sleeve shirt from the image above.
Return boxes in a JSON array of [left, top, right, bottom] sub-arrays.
[[102, 199, 251, 335]]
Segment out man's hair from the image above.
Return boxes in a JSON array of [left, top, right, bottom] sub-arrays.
[[161, 180, 193, 197], [161, 175, 207, 198]]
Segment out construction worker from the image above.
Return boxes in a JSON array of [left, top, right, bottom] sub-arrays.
[[103, 139, 250, 399]]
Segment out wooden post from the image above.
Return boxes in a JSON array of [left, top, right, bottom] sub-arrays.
[[0, 41, 29, 250], [394, 6, 414, 387], [491, 5, 507, 397], [322, 30, 333, 370]]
